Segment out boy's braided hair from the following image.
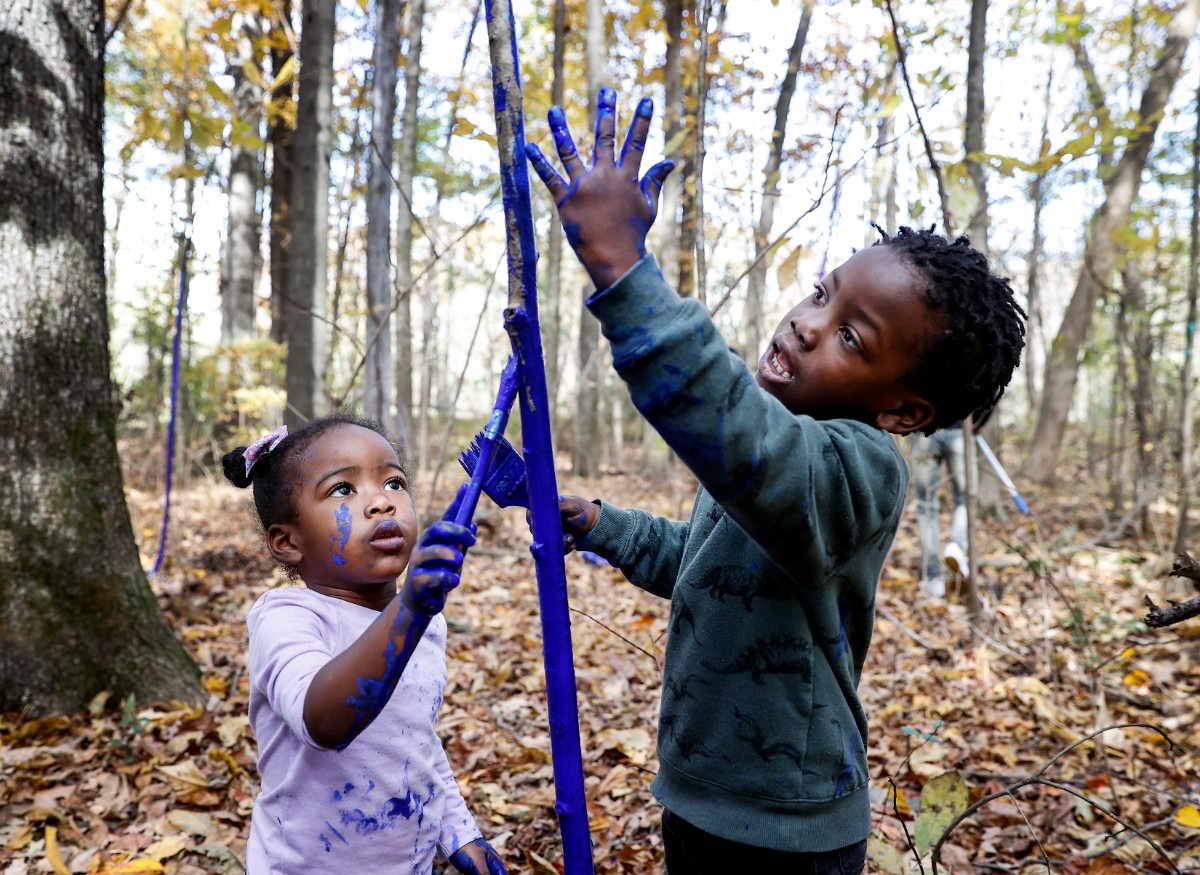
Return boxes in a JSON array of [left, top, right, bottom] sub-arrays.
[[221, 411, 402, 530], [876, 225, 1026, 435]]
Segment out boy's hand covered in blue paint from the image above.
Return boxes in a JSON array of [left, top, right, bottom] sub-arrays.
[[401, 488, 477, 616], [526, 86, 675, 292], [448, 837, 508, 875]]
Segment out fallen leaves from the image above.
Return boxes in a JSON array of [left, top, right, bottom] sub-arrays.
[[3, 470, 1200, 874]]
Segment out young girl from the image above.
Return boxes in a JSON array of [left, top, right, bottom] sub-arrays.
[[222, 412, 507, 875]]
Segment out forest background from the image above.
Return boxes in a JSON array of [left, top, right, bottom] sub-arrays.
[[4, 0, 1200, 872]]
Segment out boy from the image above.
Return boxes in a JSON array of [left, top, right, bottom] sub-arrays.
[[526, 87, 1025, 873]]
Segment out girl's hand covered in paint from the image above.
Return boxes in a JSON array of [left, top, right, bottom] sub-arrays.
[[448, 837, 508, 875], [400, 498, 477, 616], [558, 495, 600, 554], [526, 86, 675, 292]]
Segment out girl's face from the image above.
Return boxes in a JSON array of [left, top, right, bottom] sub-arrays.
[[269, 424, 417, 605]]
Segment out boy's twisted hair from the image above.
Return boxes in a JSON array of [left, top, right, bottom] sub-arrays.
[[221, 411, 400, 530], [876, 225, 1026, 434]]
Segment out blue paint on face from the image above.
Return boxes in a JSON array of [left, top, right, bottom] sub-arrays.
[[331, 503, 351, 565]]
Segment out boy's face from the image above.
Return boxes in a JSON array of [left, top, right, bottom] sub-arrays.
[[755, 244, 938, 434]]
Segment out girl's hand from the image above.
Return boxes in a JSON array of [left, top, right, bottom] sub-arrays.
[[526, 86, 675, 292], [448, 837, 508, 875], [559, 495, 600, 554], [401, 493, 477, 616]]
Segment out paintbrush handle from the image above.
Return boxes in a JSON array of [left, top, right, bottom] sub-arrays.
[[455, 356, 520, 526]]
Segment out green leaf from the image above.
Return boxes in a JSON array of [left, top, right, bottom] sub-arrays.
[[913, 770, 968, 856]]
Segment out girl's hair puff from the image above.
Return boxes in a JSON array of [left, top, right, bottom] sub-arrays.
[[221, 412, 401, 530]]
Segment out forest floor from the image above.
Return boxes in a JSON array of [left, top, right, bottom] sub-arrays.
[[3, 450, 1200, 875]]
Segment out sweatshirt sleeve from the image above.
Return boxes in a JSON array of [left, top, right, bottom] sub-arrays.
[[580, 501, 691, 599], [586, 256, 908, 580]]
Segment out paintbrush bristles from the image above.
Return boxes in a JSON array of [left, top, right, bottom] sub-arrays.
[[458, 433, 530, 509]]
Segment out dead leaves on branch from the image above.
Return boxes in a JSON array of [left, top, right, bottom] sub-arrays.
[[3, 476, 1200, 873]]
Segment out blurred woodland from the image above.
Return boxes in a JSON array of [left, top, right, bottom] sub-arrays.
[[3, 0, 1200, 872]]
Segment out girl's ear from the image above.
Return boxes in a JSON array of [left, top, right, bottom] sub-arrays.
[[266, 523, 303, 566], [875, 395, 936, 436]]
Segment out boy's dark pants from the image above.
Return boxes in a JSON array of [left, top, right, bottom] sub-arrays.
[[662, 809, 867, 875]]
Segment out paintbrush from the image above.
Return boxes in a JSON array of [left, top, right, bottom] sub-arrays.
[[453, 356, 520, 525], [458, 433, 529, 509]]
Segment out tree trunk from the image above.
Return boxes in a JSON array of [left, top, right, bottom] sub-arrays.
[[0, 0, 200, 716], [963, 0, 989, 252], [544, 0, 566, 420], [1025, 65, 1054, 415], [1175, 81, 1200, 555], [268, 0, 294, 346], [395, 0, 424, 454], [657, 0, 685, 288], [1023, 0, 1199, 484], [572, 0, 604, 478], [285, 0, 335, 427], [221, 11, 263, 345], [865, 60, 897, 246], [363, 0, 403, 425], [742, 3, 811, 367]]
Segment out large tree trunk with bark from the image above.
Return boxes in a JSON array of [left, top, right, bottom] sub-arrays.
[[0, 0, 200, 716], [285, 0, 335, 428], [1023, 0, 1199, 483]]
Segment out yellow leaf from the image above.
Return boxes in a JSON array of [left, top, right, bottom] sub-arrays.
[[44, 825, 71, 875], [270, 55, 296, 91], [109, 860, 165, 874], [1123, 669, 1150, 688], [1176, 805, 1200, 829], [204, 674, 230, 696]]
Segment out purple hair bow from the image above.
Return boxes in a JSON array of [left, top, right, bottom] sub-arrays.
[[244, 425, 288, 477]]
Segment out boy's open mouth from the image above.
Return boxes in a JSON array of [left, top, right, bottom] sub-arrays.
[[759, 342, 795, 383]]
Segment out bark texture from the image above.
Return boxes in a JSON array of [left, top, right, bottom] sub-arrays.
[[0, 0, 199, 715]]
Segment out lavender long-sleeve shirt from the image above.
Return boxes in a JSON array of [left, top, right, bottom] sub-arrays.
[[246, 587, 482, 874]]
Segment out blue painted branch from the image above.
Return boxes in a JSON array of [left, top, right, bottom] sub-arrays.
[[483, 3, 594, 873]]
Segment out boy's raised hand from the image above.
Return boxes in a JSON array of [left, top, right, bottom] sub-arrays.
[[559, 495, 600, 554], [526, 86, 675, 291]]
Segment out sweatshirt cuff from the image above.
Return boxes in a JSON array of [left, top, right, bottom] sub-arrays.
[[584, 253, 660, 308], [579, 500, 636, 557]]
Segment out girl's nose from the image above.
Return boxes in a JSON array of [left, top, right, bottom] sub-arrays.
[[365, 489, 395, 516]]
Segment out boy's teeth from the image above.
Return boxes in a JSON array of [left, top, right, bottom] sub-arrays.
[[772, 351, 792, 378]]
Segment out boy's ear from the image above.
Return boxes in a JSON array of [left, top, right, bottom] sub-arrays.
[[266, 523, 303, 566], [874, 395, 936, 436]]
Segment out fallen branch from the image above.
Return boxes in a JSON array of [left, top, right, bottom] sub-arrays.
[[1143, 553, 1200, 627]]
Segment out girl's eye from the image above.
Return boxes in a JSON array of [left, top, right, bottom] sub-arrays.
[[330, 483, 352, 497], [385, 477, 407, 492]]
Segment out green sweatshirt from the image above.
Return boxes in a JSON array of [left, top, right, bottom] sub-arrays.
[[578, 256, 909, 853]]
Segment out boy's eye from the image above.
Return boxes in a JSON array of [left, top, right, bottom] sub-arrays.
[[839, 327, 860, 350], [811, 283, 827, 304], [385, 477, 407, 492]]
